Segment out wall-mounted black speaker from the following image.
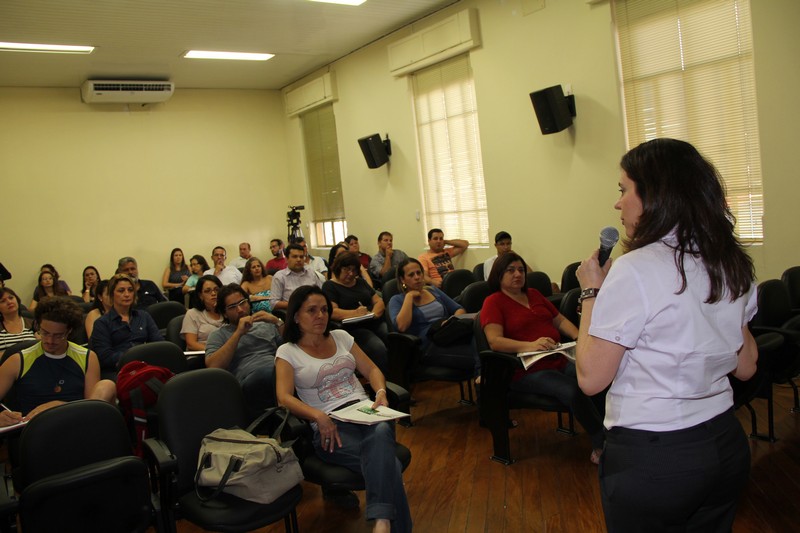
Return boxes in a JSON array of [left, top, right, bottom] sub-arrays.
[[530, 85, 575, 135], [357, 133, 391, 169]]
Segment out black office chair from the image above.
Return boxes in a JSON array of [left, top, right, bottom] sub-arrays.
[[441, 269, 476, 302], [146, 301, 187, 335], [144, 368, 301, 533], [382, 279, 476, 410], [474, 312, 574, 465], [164, 314, 186, 351], [1, 400, 159, 533], [526, 271, 553, 297], [460, 281, 492, 313], [781, 266, 800, 313], [730, 332, 783, 442], [748, 279, 800, 413], [120, 341, 188, 374], [380, 266, 398, 287], [559, 287, 582, 328], [560, 262, 581, 294], [472, 263, 485, 281]]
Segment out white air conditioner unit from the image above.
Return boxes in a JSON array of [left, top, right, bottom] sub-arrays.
[[81, 80, 175, 104]]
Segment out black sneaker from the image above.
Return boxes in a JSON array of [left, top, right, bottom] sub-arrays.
[[322, 487, 360, 510]]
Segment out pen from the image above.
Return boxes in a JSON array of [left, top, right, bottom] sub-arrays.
[[0, 403, 11, 413]]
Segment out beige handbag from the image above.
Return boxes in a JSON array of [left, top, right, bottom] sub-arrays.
[[194, 407, 303, 504]]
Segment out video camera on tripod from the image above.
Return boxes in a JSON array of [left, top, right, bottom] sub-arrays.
[[287, 205, 305, 243]]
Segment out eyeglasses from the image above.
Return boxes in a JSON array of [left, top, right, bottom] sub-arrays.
[[40, 328, 69, 340], [202, 287, 219, 295], [225, 298, 249, 311]]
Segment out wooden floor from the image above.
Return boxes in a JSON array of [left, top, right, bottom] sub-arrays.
[[176, 381, 800, 533]]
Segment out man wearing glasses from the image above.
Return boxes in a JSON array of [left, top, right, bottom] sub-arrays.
[[0, 297, 116, 428], [205, 284, 285, 420], [204, 246, 243, 286]]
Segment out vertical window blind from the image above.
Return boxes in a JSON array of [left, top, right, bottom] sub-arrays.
[[614, 0, 763, 242], [412, 54, 490, 246], [301, 104, 348, 247]]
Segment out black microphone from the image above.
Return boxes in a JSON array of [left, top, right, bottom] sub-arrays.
[[598, 226, 619, 267]]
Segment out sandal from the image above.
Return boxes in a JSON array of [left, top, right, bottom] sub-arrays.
[[590, 448, 603, 465]]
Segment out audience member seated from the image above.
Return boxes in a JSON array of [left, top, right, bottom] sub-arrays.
[[84, 279, 110, 339], [370, 231, 408, 281], [117, 256, 167, 309], [89, 274, 163, 374], [182, 254, 210, 296], [204, 246, 243, 285], [36, 264, 72, 295], [206, 284, 284, 420], [29, 270, 68, 312], [241, 257, 273, 312], [180, 275, 223, 352], [389, 258, 479, 376], [0, 296, 116, 428], [162, 247, 190, 302], [275, 285, 412, 532], [295, 236, 328, 276], [81, 266, 101, 303], [418, 228, 469, 288], [0, 288, 36, 352], [480, 252, 605, 463], [270, 244, 324, 312], [327, 243, 348, 279], [265, 238, 288, 272], [230, 242, 253, 270], [345, 234, 372, 270], [483, 231, 514, 281], [323, 252, 389, 375]]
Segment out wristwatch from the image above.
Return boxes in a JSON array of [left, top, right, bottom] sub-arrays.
[[579, 288, 600, 303]]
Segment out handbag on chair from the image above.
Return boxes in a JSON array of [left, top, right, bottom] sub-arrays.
[[427, 315, 473, 347], [194, 406, 304, 504]]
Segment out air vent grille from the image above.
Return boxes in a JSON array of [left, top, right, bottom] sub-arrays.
[[92, 82, 173, 92]]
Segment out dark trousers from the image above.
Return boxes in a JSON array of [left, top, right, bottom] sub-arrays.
[[600, 408, 750, 532]]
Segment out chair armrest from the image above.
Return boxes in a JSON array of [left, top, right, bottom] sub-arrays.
[[478, 349, 519, 422], [386, 332, 423, 390], [0, 471, 18, 523], [750, 325, 800, 344], [142, 437, 177, 501]]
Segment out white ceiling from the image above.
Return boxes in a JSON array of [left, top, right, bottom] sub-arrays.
[[0, 0, 458, 90]]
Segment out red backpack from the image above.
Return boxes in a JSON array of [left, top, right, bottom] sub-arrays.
[[116, 360, 175, 456]]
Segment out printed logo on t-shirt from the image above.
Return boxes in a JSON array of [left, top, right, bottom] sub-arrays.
[[431, 253, 454, 278], [312, 355, 360, 403]]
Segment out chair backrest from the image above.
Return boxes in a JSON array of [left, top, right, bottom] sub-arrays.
[[120, 341, 188, 374], [560, 262, 581, 294], [460, 281, 493, 314], [781, 266, 800, 310], [380, 266, 398, 286], [382, 279, 401, 307], [527, 271, 553, 297], [145, 301, 187, 330], [18, 400, 134, 489], [472, 311, 490, 353], [156, 368, 248, 494], [441, 269, 476, 300], [472, 263, 485, 281], [751, 279, 793, 329], [559, 287, 581, 330], [1, 339, 38, 363], [165, 314, 186, 351]]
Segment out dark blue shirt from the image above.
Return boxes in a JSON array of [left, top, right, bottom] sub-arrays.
[[90, 307, 163, 370], [136, 279, 166, 309]]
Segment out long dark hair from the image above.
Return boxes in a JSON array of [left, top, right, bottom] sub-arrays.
[[487, 252, 529, 293], [194, 275, 223, 311], [169, 248, 188, 272], [283, 285, 332, 344], [190, 254, 210, 273], [0, 288, 24, 324], [90, 279, 110, 314], [37, 270, 66, 297], [81, 266, 100, 295], [241, 257, 266, 283], [620, 138, 754, 302]]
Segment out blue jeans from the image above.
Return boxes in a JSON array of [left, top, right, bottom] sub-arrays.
[[314, 421, 412, 533], [510, 361, 604, 448]]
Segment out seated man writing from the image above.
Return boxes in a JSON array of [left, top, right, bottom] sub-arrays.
[[0, 296, 116, 427]]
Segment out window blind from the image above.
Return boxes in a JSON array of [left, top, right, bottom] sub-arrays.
[[412, 54, 490, 246], [614, 0, 763, 242], [301, 104, 347, 246]]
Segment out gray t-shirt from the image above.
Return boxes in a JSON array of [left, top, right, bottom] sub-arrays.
[[205, 321, 279, 383]]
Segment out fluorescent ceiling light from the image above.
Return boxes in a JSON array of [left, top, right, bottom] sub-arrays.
[[0, 41, 94, 54], [309, 0, 368, 5], [183, 50, 274, 61]]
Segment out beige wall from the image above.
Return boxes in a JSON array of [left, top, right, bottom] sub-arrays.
[[2, 0, 797, 303], [0, 88, 292, 301]]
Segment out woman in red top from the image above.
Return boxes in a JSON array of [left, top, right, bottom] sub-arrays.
[[480, 251, 605, 463]]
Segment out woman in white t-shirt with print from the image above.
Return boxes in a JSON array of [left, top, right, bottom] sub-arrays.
[[275, 285, 411, 533]]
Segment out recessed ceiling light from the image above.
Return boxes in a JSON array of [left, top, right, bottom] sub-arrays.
[[0, 41, 94, 54], [309, 0, 368, 6], [183, 50, 274, 61]]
